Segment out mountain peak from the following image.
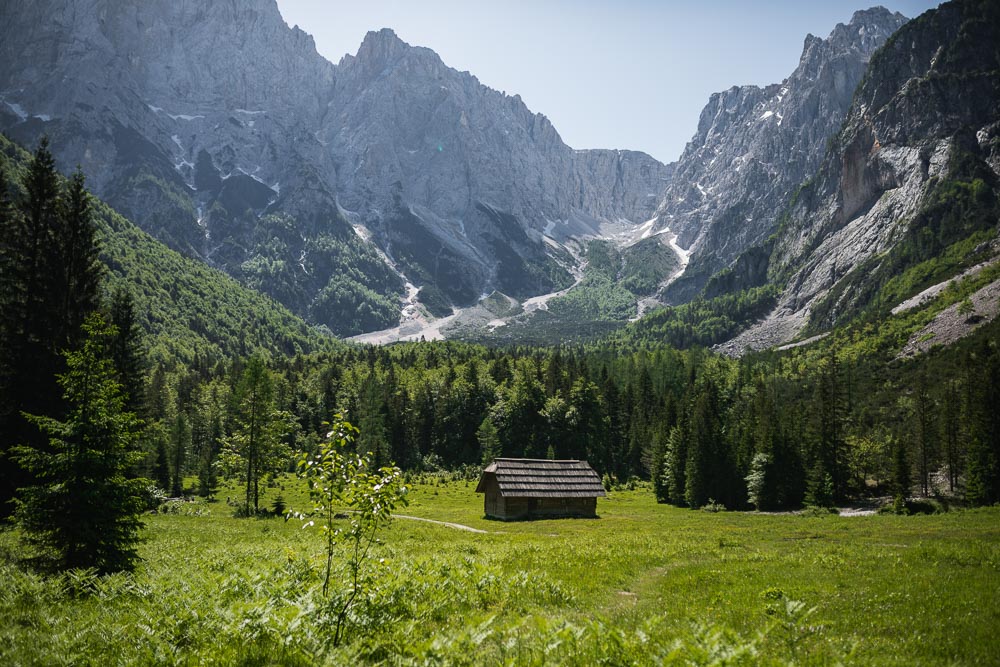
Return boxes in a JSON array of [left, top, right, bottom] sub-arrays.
[[356, 27, 410, 63], [849, 6, 906, 27], [828, 6, 908, 53]]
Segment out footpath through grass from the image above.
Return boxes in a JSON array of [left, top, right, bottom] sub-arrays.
[[2, 477, 999, 665]]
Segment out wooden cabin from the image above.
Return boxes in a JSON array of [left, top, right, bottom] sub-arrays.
[[475, 458, 606, 520]]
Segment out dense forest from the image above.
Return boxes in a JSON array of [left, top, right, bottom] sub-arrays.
[[146, 320, 999, 514]]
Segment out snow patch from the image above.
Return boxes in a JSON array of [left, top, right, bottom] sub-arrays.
[[233, 167, 274, 190], [638, 216, 657, 240], [234, 109, 266, 115], [660, 227, 692, 284], [759, 110, 774, 121], [34, 114, 51, 122], [4, 101, 27, 120], [171, 134, 183, 150], [147, 103, 205, 121]]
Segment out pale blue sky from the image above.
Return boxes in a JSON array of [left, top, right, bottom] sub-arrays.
[[275, 1, 940, 164]]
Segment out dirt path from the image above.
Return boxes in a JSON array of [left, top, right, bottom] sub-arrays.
[[392, 514, 489, 533]]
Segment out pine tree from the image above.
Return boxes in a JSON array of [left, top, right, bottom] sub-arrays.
[[911, 374, 937, 496], [939, 380, 962, 495], [808, 351, 848, 501], [805, 459, 835, 508], [665, 422, 687, 505], [13, 313, 144, 573], [0, 144, 64, 516], [0, 163, 24, 515], [650, 427, 670, 503], [219, 356, 294, 514], [684, 385, 717, 509], [964, 341, 1000, 505], [567, 378, 608, 472], [477, 416, 501, 466], [357, 376, 390, 468], [0, 141, 103, 517], [191, 382, 226, 499], [107, 287, 146, 417], [56, 169, 103, 346], [891, 435, 911, 502], [170, 411, 191, 497], [153, 435, 171, 492]]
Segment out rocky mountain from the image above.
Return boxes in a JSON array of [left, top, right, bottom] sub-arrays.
[[717, 0, 1000, 354], [325, 28, 671, 309], [0, 0, 669, 335], [652, 7, 907, 303]]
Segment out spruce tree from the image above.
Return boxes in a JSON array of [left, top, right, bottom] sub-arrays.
[[939, 380, 962, 494], [56, 169, 103, 346], [808, 351, 848, 501], [13, 313, 144, 573], [665, 422, 687, 505], [651, 428, 668, 502], [0, 163, 23, 514], [170, 411, 191, 497], [684, 386, 716, 509], [889, 434, 911, 507], [153, 436, 171, 492], [964, 341, 1000, 505], [107, 287, 146, 417], [1, 140, 102, 516]]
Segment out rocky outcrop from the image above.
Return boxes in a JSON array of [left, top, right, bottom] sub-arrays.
[[653, 7, 907, 302], [0, 1, 669, 332], [325, 28, 669, 301], [723, 0, 1000, 354]]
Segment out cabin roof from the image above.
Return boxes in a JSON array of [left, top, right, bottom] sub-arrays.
[[475, 458, 607, 498]]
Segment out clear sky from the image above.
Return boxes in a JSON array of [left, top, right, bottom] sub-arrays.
[[275, 0, 941, 164]]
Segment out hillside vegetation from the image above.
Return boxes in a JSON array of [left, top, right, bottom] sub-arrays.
[[0, 134, 340, 367]]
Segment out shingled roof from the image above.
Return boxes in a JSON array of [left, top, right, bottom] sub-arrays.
[[475, 458, 607, 498]]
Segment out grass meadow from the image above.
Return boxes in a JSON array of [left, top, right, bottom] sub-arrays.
[[1, 475, 998, 665]]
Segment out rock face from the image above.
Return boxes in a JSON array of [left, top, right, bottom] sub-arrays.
[[0, 0, 669, 333], [324, 28, 671, 304], [654, 7, 907, 302], [718, 0, 1000, 355]]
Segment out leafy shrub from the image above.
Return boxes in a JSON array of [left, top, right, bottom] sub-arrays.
[[701, 498, 727, 513]]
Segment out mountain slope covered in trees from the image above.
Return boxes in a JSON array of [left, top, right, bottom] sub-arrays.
[[0, 134, 338, 366]]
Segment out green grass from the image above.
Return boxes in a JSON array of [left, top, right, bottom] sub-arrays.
[[2, 477, 999, 665]]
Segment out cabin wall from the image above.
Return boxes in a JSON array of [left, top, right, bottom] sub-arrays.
[[484, 488, 500, 518], [486, 495, 597, 520]]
